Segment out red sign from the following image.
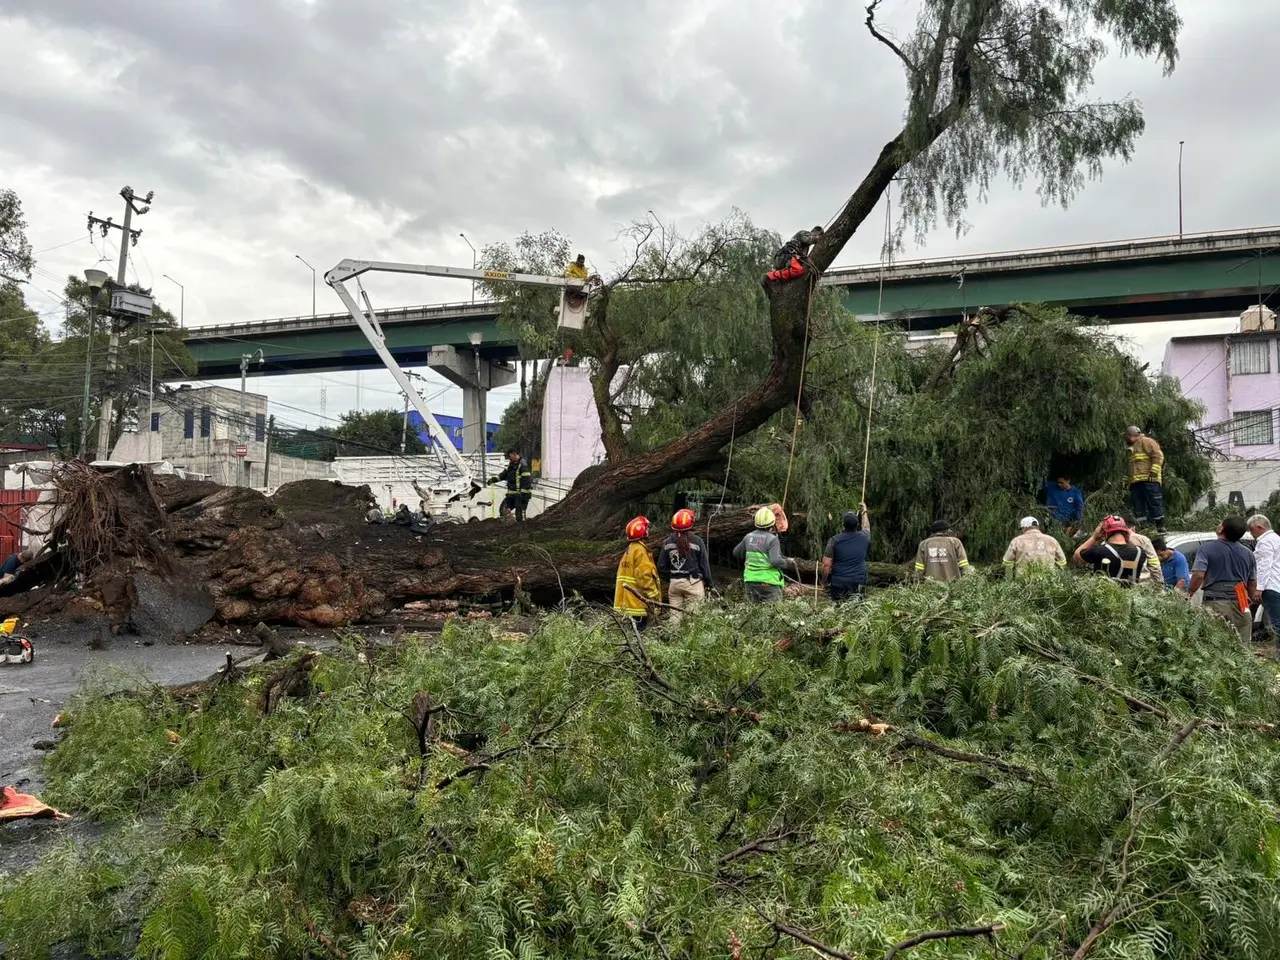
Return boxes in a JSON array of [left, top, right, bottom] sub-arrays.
[[235, 444, 248, 458]]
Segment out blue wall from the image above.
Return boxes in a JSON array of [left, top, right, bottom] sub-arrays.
[[407, 411, 499, 452]]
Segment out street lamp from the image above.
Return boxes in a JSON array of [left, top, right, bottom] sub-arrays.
[[128, 328, 159, 461], [162, 273, 184, 327], [79, 269, 110, 457], [459, 233, 476, 303], [295, 255, 316, 317]]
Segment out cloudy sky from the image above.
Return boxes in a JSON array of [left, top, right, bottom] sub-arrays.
[[1, 0, 1273, 437]]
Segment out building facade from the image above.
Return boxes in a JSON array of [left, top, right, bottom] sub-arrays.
[[111, 384, 331, 488], [1163, 328, 1280, 460]]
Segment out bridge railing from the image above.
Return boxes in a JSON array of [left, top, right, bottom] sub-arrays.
[[186, 298, 500, 338]]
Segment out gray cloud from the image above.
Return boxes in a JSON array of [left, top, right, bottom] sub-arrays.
[[1, 0, 1277, 427]]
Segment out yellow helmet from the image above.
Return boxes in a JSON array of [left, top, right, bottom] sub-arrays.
[[754, 506, 777, 529]]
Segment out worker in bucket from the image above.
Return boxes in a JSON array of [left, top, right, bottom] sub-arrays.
[[564, 254, 589, 282], [762, 226, 824, 286], [490, 449, 534, 522], [614, 516, 662, 630], [732, 506, 797, 603], [657, 508, 714, 623]]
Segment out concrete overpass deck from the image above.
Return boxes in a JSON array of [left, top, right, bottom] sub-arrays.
[[184, 226, 1280, 379]]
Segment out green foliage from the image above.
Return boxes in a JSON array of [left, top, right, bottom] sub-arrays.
[[0, 187, 34, 281], [742, 307, 1213, 561], [891, 0, 1180, 239], [0, 274, 193, 454], [5, 579, 1280, 959], [332, 408, 428, 457]]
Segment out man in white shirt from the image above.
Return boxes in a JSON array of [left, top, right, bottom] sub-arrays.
[[1248, 514, 1280, 652]]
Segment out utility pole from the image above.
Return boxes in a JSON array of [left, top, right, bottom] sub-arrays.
[[79, 269, 110, 457], [240, 350, 264, 440], [400, 391, 410, 453], [88, 185, 154, 460], [263, 415, 274, 489]]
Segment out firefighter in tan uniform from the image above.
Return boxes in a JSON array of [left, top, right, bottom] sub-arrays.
[[1125, 426, 1166, 533], [914, 520, 971, 582], [1002, 517, 1067, 577]]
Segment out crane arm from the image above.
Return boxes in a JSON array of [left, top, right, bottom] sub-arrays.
[[327, 274, 474, 487], [326, 259, 583, 290]]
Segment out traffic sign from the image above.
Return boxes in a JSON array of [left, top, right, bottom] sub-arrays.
[[235, 444, 248, 458]]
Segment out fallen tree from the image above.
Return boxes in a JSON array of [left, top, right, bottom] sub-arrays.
[[5, 576, 1279, 958]]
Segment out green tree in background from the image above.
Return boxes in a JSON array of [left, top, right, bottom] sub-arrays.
[[332, 408, 428, 458]]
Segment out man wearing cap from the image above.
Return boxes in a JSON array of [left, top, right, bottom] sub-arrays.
[[821, 504, 871, 601], [914, 520, 971, 583], [1002, 517, 1067, 578]]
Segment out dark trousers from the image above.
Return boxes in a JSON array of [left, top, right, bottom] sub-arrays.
[[745, 582, 783, 603], [1262, 590, 1280, 652], [1129, 481, 1166, 526], [501, 493, 532, 522], [829, 582, 866, 602]]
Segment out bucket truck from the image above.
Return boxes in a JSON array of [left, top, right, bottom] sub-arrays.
[[324, 259, 593, 516]]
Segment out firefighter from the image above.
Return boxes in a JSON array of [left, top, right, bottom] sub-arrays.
[[732, 506, 797, 603], [913, 520, 972, 582], [564, 254, 589, 281], [1125, 426, 1167, 533], [762, 226, 824, 286], [657, 508, 714, 623], [614, 516, 662, 629], [490, 449, 533, 522]]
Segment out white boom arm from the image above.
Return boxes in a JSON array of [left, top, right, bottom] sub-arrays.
[[324, 258, 585, 497]]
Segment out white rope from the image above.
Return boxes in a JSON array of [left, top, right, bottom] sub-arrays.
[[859, 184, 893, 505]]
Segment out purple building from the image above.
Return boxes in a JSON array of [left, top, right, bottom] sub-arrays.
[[1162, 310, 1280, 459]]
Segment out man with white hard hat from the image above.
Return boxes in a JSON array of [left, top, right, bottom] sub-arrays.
[[1002, 516, 1067, 578]]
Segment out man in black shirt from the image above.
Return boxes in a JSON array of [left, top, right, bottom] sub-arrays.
[[821, 504, 870, 601], [1073, 515, 1143, 584]]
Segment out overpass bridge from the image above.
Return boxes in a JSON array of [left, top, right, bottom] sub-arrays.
[[184, 226, 1280, 382]]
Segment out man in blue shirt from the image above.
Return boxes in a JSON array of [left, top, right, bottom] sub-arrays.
[[821, 504, 870, 601], [1152, 537, 1189, 592], [1044, 476, 1085, 536]]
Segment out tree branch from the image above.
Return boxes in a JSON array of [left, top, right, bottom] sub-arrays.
[[750, 907, 855, 960], [718, 829, 801, 867], [835, 717, 1038, 782], [884, 924, 1005, 960], [866, 0, 919, 77]]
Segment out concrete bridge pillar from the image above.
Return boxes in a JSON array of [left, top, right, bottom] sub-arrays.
[[427, 346, 516, 455]]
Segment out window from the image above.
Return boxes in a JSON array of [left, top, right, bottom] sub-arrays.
[[183, 409, 194, 439], [200, 406, 211, 438], [1230, 339, 1271, 375], [255, 413, 266, 442], [1232, 410, 1274, 446], [150, 412, 160, 432]]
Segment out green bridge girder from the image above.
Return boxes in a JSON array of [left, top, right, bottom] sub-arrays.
[[184, 230, 1280, 379]]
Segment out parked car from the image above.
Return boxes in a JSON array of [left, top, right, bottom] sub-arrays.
[[1161, 531, 1269, 641]]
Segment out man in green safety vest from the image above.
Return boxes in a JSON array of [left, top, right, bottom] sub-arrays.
[[490, 449, 534, 522], [732, 506, 798, 603]]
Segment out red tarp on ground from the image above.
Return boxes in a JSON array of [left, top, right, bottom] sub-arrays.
[[0, 785, 69, 822]]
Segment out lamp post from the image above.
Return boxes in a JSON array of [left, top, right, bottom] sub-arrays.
[[79, 269, 110, 457], [468, 330, 486, 483], [459, 233, 476, 303], [161, 273, 184, 327], [1177, 140, 1185, 240], [295, 255, 316, 317]]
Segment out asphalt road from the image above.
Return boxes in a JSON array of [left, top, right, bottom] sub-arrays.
[[1, 634, 237, 796]]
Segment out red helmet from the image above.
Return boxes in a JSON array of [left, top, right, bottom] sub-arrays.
[[671, 508, 695, 531], [1101, 515, 1129, 537], [626, 516, 650, 541]]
